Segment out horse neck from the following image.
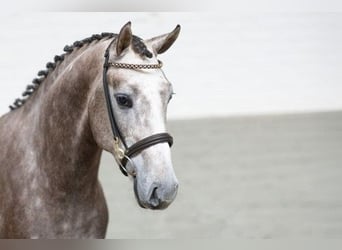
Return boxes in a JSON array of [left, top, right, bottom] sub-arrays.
[[24, 40, 109, 190]]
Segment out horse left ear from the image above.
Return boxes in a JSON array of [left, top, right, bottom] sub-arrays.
[[116, 21, 133, 56], [146, 25, 181, 54]]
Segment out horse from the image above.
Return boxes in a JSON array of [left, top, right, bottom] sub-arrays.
[[0, 22, 180, 238]]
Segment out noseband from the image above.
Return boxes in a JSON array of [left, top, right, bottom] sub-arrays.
[[102, 40, 173, 177]]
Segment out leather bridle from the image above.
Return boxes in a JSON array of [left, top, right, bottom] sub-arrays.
[[102, 39, 173, 177]]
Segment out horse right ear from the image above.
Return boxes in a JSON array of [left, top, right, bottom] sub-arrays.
[[146, 25, 181, 54], [116, 22, 132, 56]]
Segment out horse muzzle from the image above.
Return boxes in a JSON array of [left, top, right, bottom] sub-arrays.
[[134, 177, 179, 210]]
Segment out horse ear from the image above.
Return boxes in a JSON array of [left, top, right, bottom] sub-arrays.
[[146, 25, 181, 54], [116, 21, 132, 56]]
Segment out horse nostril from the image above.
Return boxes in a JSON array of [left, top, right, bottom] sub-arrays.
[[151, 187, 158, 198], [149, 186, 160, 208]]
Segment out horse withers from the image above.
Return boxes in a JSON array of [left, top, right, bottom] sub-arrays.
[[0, 22, 180, 238]]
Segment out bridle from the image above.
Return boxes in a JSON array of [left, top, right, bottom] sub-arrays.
[[102, 39, 173, 177]]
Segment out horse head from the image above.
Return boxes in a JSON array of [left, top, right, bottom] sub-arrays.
[[89, 22, 180, 210]]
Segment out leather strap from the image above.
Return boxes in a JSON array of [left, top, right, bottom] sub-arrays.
[[103, 40, 128, 149], [121, 133, 173, 167]]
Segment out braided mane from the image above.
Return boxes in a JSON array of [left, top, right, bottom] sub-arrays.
[[9, 33, 152, 111]]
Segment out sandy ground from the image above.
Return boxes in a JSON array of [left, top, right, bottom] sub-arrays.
[[98, 111, 342, 238]]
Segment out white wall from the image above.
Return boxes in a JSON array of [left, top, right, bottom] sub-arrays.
[[0, 12, 341, 119]]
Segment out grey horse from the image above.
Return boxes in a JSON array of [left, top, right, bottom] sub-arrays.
[[0, 22, 180, 238]]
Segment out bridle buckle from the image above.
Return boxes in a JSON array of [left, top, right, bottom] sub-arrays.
[[113, 137, 125, 161], [113, 137, 131, 176]]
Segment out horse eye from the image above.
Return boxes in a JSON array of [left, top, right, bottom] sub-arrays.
[[115, 94, 133, 108]]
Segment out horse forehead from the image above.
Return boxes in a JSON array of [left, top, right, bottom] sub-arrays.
[[134, 76, 171, 100], [133, 71, 168, 86], [114, 68, 169, 90]]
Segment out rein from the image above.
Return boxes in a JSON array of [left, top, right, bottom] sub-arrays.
[[103, 40, 173, 177]]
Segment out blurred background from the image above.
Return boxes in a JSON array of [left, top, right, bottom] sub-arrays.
[[0, 12, 342, 238]]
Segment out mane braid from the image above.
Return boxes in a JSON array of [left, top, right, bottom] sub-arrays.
[[9, 32, 153, 111], [9, 32, 116, 111]]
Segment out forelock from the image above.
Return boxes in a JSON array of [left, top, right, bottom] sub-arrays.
[[131, 35, 153, 58]]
